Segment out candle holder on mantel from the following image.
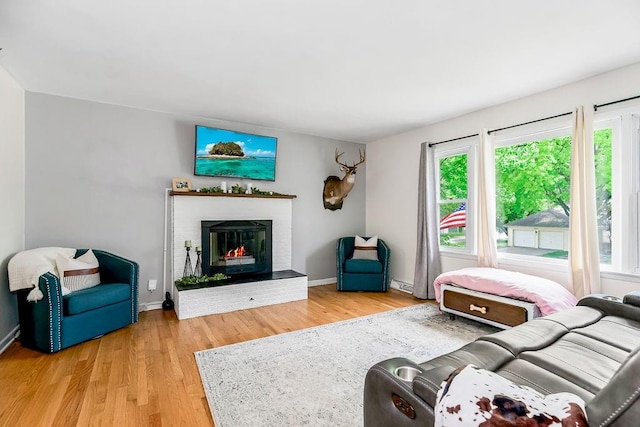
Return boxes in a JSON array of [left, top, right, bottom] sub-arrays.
[[183, 246, 194, 278], [194, 246, 202, 277]]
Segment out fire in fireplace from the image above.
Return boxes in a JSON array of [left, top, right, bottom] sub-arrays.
[[201, 220, 272, 277]]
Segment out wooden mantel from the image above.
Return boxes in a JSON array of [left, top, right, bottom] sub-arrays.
[[169, 191, 296, 199]]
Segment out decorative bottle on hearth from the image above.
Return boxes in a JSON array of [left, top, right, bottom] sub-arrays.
[[183, 246, 193, 277], [194, 246, 202, 277]]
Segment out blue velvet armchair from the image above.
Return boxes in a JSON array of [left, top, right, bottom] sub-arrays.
[[336, 237, 390, 292], [17, 249, 139, 353]]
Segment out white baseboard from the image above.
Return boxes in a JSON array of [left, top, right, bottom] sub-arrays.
[[139, 301, 164, 311], [308, 277, 336, 287], [390, 279, 413, 294], [0, 325, 20, 355]]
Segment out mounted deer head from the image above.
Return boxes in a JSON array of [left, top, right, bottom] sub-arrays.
[[323, 148, 366, 210]]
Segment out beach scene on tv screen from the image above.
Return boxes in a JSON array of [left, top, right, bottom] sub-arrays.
[[195, 126, 277, 181]]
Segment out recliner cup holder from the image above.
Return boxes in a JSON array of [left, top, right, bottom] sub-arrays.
[[394, 366, 422, 382]]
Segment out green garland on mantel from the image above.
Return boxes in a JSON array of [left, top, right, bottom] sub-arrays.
[[195, 185, 288, 196], [196, 186, 225, 193]]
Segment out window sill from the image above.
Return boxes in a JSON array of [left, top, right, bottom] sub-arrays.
[[496, 254, 568, 273], [439, 250, 475, 260], [600, 271, 640, 284], [440, 251, 640, 283], [439, 251, 569, 273]]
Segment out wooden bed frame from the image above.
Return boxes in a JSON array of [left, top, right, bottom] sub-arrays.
[[440, 283, 541, 329]]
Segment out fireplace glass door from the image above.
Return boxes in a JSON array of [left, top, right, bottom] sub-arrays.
[[201, 220, 272, 276]]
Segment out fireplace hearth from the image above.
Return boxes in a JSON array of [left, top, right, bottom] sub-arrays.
[[201, 220, 272, 277]]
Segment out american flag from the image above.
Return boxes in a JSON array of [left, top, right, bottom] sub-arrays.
[[440, 202, 466, 229]]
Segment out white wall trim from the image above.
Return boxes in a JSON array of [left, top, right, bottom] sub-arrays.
[[0, 325, 20, 355], [308, 277, 336, 287], [390, 279, 413, 294], [140, 301, 164, 311]]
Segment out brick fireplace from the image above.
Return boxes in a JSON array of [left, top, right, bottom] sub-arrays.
[[170, 193, 307, 319]]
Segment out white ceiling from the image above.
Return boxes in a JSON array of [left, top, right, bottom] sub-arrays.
[[2, 1, 640, 143]]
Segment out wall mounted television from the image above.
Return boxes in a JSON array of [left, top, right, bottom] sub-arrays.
[[194, 125, 278, 181]]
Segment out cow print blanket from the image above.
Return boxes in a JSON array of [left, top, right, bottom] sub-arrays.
[[435, 365, 589, 426]]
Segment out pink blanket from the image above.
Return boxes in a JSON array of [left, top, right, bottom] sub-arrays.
[[433, 267, 577, 316]]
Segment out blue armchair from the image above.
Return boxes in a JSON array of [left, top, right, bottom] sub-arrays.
[[17, 249, 139, 353], [336, 237, 390, 292]]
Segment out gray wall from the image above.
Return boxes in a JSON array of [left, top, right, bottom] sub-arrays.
[[366, 62, 640, 295], [25, 93, 366, 306], [0, 67, 25, 347]]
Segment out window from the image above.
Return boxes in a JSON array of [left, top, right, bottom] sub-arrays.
[[594, 127, 612, 265], [494, 131, 572, 260], [438, 150, 469, 250], [492, 124, 615, 265], [434, 106, 640, 277]]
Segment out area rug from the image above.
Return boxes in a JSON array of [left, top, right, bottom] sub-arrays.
[[195, 303, 497, 426]]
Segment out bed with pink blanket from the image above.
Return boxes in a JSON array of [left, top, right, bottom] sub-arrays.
[[433, 267, 578, 316]]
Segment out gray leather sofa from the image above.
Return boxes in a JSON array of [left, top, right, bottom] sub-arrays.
[[364, 293, 640, 426]]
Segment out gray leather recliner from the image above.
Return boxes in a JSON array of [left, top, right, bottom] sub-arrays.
[[364, 293, 640, 426]]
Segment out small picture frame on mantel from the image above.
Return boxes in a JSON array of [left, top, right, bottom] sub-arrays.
[[172, 177, 192, 192]]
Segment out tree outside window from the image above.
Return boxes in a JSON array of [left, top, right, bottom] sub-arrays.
[[494, 129, 611, 263]]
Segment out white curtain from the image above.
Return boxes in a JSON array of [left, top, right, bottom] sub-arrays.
[[413, 142, 441, 299], [569, 106, 601, 298], [477, 129, 498, 268]]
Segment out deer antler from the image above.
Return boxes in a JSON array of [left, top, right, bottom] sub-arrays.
[[353, 148, 365, 167], [335, 149, 349, 168], [335, 148, 366, 168]]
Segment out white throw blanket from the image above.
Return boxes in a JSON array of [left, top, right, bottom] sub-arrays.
[[8, 247, 76, 301]]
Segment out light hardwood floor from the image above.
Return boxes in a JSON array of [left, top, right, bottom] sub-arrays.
[[0, 285, 424, 426]]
